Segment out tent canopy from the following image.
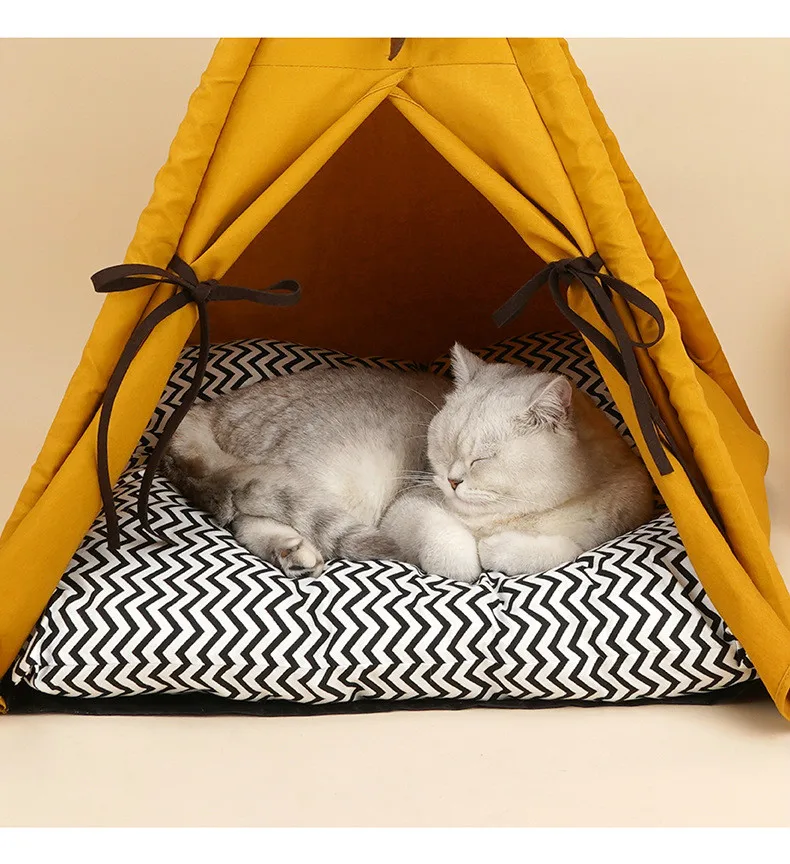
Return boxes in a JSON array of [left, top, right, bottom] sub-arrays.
[[1, 37, 789, 719]]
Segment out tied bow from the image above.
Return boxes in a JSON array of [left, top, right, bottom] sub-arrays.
[[92, 255, 301, 550], [493, 252, 673, 476]]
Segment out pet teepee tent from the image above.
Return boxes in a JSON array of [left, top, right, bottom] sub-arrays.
[[1, 38, 789, 718]]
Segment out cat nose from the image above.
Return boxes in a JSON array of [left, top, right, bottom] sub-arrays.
[[448, 477, 463, 491]]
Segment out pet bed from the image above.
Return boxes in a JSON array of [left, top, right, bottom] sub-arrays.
[[11, 333, 756, 705]]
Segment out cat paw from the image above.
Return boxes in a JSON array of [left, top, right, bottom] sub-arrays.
[[479, 532, 581, 576], [419, 539, 482, 583], [275, 537, 325, 578]]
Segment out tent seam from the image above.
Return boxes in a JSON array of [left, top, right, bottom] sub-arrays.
[[774, 662, 790, 715], [386, 87, 579, 258], [248, 62, 516, 70]]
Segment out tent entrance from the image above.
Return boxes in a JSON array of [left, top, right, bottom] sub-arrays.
[[196, 101, 567, 363]]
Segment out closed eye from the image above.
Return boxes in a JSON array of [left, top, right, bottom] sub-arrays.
[[470, 457, 490, 467]]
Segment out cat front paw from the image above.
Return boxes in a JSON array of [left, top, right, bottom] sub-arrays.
[[275, 536, 325, 579], [478, 532, 581, 576], [419, 534, 482, 583]]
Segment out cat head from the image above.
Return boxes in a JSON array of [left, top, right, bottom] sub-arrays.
[[426, 344, 587, 515]]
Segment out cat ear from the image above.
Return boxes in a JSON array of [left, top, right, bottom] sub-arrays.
[[450, 343, 486, 386], [522, 376, 574, 430]]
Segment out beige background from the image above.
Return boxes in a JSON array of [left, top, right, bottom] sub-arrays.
[[0, 39, 789, 827]]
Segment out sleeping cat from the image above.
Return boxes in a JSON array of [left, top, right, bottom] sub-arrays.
[[162, 345, 653, 581], [382, 345, 654, 579]]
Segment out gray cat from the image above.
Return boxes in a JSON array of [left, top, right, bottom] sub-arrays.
[[162, 366, 450, 577], [162, 345, 653, 581]]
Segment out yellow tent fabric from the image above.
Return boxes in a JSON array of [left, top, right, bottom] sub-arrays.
[[1, 37, 789, 719]]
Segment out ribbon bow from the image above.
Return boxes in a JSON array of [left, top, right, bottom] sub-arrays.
[[92, 255, 301, 550], [493, 252, 672, 476]]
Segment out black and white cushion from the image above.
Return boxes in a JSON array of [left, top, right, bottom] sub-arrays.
[[11, 334, 756, 704]]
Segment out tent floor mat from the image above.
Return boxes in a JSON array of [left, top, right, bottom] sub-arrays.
[[1, 677, 768, 718]]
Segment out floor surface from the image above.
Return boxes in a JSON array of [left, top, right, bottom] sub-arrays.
[[1, 698, 788, 827]]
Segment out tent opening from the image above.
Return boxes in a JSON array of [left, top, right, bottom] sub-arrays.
[[196, 100, 569, 362]]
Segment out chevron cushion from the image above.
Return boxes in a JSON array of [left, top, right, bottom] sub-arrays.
[[12, 334, 756, 705]]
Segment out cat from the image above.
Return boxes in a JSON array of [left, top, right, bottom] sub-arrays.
[[381, 345, 655, 580], [161, 366, 450, 578], [162, 345, 654, 581]]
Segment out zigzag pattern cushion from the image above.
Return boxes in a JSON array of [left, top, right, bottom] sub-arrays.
[[11, 334, 756, 705]]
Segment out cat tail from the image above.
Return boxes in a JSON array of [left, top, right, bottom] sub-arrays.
[[159, 452, 236, 528], [332, 523, 402, 562], [297, 505, 402, 562]]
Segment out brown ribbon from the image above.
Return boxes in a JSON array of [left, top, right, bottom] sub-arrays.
[[389, 38, 406, 60], [91, 255, 301, 550], [493, 252, 725, 532], [494, 252, 671, 474]]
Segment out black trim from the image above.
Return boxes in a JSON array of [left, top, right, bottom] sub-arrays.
[[2, 675, 767, 718]]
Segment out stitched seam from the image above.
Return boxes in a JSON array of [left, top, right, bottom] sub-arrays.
[[386, 90, 419, 107], [247, 62, 517, 70], [773, 661, 790, 712], [386, 87, 574, 249], [18, 656, 757, 674], [355, 79, 410, 106]]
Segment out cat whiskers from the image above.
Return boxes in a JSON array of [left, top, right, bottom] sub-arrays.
[[494, 493, 530, 506], [398, 481, 438, 493]]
